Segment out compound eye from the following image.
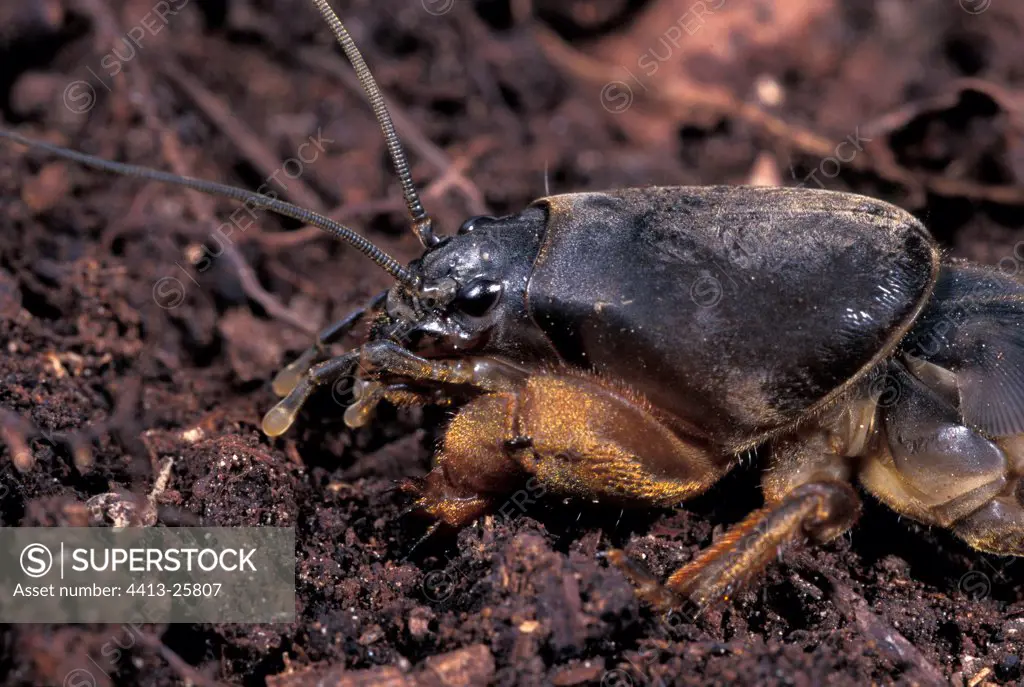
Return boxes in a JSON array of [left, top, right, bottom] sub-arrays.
[[453, 279, 502, 317], [457, 215, 496, 235]]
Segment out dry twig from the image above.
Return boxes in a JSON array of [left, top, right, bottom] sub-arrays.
[[828, 577, 948, 687]]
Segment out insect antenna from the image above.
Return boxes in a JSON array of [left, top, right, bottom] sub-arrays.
[[310, 0, 438, 248], [0, 129, 420, 289]]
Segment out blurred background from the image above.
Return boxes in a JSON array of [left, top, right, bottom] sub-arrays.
[[1, 1, 1024, 685]]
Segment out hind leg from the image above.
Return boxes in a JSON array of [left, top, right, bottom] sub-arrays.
[[953, 485, 1024, 554], [953, 433, 1024, 553], [857, 365, 1022, 553]]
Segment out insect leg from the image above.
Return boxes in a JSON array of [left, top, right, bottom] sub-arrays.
[[271, 291, 387, 397], [403, 390, 524, 527], [406, 369, 726, 528], [674, 481, 856, 606], [856, 364, 1023, 554], [610, 481, 859, 610], [949, 436, 1024, 554], [609, 426, 860, 610], [858, 364, 1010, 530]]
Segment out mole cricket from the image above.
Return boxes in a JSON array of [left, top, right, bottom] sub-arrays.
[[4, 0, 1024, 609]]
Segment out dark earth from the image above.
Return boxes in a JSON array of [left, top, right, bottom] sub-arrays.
[[2, 0, 1024, 685]]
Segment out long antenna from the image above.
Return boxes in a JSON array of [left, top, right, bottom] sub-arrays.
[[309, 0, 438, 248], [0, 130, 420, 288]]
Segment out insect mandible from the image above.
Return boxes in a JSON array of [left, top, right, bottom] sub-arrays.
[[4, 0, 1024, 610]]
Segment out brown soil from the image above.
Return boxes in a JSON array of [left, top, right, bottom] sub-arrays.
[[2, 1, 1024, 685]]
